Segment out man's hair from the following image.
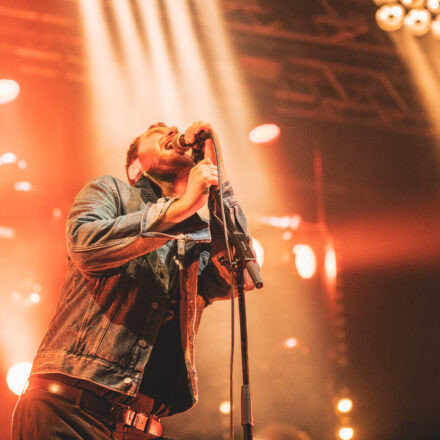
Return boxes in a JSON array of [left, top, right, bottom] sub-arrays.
[[125, 122, 167, 184]]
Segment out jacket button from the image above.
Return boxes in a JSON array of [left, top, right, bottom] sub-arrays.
[[123, 377, 132, 385], [139, 339, 147, 348], [151, 302, 159, 309]]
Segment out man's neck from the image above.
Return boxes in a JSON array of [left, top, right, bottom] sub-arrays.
[[143, 171, 187, 198]]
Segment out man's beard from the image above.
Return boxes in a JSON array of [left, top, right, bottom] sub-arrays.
[[148, 151, 195, 181]]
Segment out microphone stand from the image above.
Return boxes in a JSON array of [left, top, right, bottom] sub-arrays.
[[192, 132, 263, 440], [210, 187, 263, 440]]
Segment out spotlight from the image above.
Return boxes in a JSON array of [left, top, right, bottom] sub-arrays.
[[401, 0, 426, 8], [284, 337, 298, 348], [29, 293, 41, 304], [0, 226, 15, 239], [325, 246, 337, 279], [404, 8, 432, 35], [0, 79, 20, 104], [1, 152, 17, 164], [219, 401, 231, 414], [375, 4, 405, 31], [431, 14, 440, 37], [7, 362, 32, 395], [337, 398, 353, 413], [252, 238, 265, 268], [292, 244, 316, 279], [14, 181, 32, 191], [338, 427, 354, 440], [249, 124, 280, 144], [427, 0, 440, 13]]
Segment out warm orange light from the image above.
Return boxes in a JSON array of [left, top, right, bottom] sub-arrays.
[[1, 152, 17, 164], [284, 337, 298, 348], [325, 246, 337, 279], [0, 79, 20, 104], [337, 398, 353, 413], [338, 427, 354, 440], [29, 293, 41, 304], [293, 244, 316, 279], [249, 124, 280, 143], [219, 400, 231, 414], [7, 362, 32, 395], [252, 238, 264, 268], [14, 181, 32, 192]]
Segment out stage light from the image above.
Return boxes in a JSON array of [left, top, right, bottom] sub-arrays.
[[375, 4, 405, 31], [284, 337, 298, 348], [29, 293, 41, 304], [0, 226, 15, 239], [431, 14, 440, 37], [293, 244, 317, 279], [7, 362, 32, 395], [52, 208, 62, 218], [338, 427, 354, 440], [252, 238, 265, 268], [219, 400, 231, 414], [249, 124, 280, 144], [404, 8, 432, 35], [14, 181, 32, 191], [401, 0, 426, 8], [1, 152, 17, 164], [0, 79, 20, 104], [337, 398, 353, 413], [427, 0, 440, 13], [17, 159, 27, 169], [325, 246, 337, 279]]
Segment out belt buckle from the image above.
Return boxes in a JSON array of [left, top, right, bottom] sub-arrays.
[[123, 408, 149, 432], [133, 412, 150, 432]]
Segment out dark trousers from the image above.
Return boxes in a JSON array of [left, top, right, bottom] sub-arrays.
[[11, 390, 174, 440]]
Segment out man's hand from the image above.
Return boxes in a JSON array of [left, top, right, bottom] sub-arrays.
[[150, 158, 218, 232], [184, 121, 228, 182]]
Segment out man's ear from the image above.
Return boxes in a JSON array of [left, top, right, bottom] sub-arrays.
[[127, 158, 143, 185]]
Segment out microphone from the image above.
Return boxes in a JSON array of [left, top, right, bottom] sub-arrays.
[[170, 131, 211, 156]]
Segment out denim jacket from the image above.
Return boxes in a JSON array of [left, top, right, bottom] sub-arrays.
[[31, 174, 253, 412]]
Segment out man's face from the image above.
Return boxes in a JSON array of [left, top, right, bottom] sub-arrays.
[[137, 125, 195, 175]]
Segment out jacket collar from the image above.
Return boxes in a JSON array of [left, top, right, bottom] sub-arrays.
[[134, 174, 163, 202]]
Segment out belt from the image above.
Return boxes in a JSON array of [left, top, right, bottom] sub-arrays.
[[27, 377, 163, 438]]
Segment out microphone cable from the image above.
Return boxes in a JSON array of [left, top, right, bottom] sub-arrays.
[[209, 134, 237, 440]]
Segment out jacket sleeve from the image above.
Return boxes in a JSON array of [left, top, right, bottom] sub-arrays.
[[66, 175, 181, 275], [198, 181, 257, 303]]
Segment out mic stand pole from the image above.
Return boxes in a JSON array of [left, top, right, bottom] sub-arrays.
[[210, 188, 263, 440]]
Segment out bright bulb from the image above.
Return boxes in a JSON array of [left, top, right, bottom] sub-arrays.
[[338, 427, 354, 440], [1, 153, 17, 164], [14, 181, 32, 192], [7, 362, 32, 395], [375, 4, 405, 31], [293, 244, 316, 279], [427, 0, 440, 13], [404, 8, 432, 35], [0, 79, 20, 104], [401, 0, 426, 8], [219, 401, 231, 414], [337, 398, 353, 413], [249, 124, 280, 144], [284, 337, 298, 348]]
